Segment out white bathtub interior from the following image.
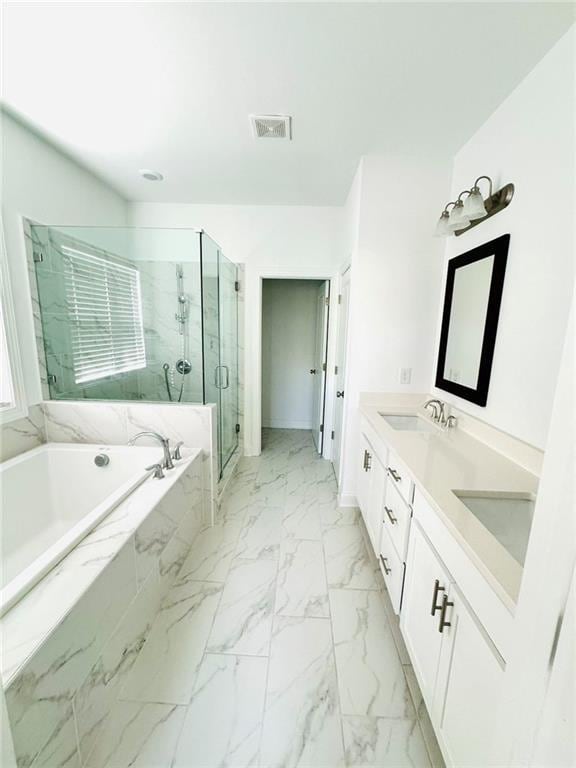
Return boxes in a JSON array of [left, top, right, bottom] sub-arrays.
[[1, 443, 164, 614]]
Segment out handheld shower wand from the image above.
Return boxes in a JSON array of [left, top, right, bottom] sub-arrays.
[[162, 363, 173, 402]]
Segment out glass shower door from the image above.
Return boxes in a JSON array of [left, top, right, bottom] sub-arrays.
[[200, 234, 238, 477], [218, 253, 238, 472]]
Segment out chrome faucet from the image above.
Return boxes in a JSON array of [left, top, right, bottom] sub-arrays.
[[129, 431, 174, 470], [424, 399, 445, 424]]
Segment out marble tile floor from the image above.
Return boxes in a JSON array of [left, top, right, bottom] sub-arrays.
[[87, 429, 443, 768]]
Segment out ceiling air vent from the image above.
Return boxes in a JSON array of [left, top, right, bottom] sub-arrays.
[[251, 115, 292, 140]]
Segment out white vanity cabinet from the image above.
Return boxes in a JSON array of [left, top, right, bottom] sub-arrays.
[[356, 432, 387, 552], [402, 521, 505, 767]]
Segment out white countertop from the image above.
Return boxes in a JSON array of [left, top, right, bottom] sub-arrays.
[[359, 395, 539, 610]]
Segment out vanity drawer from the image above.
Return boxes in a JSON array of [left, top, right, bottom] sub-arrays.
[[386, 449, 414, 506], [379, 522, 405, 615], [383, 479, 412, 561]]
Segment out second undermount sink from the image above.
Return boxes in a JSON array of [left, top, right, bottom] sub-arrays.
[[454, 491, 536, 566], [379, 413, 439, 433]]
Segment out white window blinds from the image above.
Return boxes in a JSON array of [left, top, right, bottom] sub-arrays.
[[63, 245, 146, 384]]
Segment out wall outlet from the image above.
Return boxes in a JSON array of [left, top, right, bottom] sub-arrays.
[[400, 367, 412, 385]]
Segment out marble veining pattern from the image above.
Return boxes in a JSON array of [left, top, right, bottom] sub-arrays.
[[77, 429, 436, 767]]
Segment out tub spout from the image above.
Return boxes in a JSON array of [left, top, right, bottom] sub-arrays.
[[129, 431, 174, 470]]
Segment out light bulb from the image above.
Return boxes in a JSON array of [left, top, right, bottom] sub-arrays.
[[463, 187, 488, 220], [447, 200, 470, 231], [434, 211, 451, 237]]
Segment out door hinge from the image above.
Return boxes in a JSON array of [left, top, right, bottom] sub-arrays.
[[324, 296, 330, 306], [322, 362, 326, 372], [331, 430, 335, 440], [234, 280, 240, 292], [320, 424, 324, 433], [338, 294, 342, 304], [334, 365, 339, 375], [33, 250, 44, 263], [47, 373, 57, 385], [235, 423, 240, 434]]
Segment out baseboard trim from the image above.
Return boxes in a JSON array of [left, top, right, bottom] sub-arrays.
[[262, 420, 313, 430]]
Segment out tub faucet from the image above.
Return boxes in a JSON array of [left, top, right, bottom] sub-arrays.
[[129, 431, 174, 470], [424, 399, 445, 424]]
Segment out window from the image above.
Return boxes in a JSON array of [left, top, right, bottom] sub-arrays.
[[0, 220, 27, 423], [0, 301, 16, 408], [63, 245, 146, 384]]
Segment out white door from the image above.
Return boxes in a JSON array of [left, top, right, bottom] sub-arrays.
[[366, 450, 386, 553], [401, 522, 452, 705], [433, 582, 504, 767], [332, 269, 350, 480], [356, 433, 373, 519], [311, 280, 329, 453]]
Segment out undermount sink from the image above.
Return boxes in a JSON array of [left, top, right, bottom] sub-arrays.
[[379, 413, 439, 433], [454, 491, 536, 566]]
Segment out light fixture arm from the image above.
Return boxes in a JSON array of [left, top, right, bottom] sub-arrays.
[[473, 175, 493, 196]]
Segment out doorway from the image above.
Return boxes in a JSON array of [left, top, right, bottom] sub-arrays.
[[331, 267, 350, 484], [261, 279, 330, 453]]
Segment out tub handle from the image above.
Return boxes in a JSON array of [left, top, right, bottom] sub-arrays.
[[146, 463, 165, 479]]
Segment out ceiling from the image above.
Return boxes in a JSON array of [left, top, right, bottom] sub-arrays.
[[2, 2, 573, 205]]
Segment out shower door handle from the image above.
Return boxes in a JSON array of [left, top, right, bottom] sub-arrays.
[[214, 366, 230, 389], [221, 365, 230, 389]]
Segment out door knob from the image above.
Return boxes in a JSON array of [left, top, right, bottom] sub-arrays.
[[336, 390, 344, 398], [310, 369, 317, 374]]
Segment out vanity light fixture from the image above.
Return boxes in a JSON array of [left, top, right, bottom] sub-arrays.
[[435, 175, 514, 237]]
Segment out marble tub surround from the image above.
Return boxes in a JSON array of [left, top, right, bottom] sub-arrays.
[[88, 429, 435, 768], [360, 393, 540, 607], [41, 399, 217, 521], [0, 405, 46, 462], [2, 451, 204, 768]]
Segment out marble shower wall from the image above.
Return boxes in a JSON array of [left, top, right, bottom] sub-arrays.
[[27, 226, 204, 404], [0, 405, 46, 462], [3, 452, 205, 768]]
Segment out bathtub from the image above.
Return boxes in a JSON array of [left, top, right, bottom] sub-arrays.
[[0, 442, 165, 616]]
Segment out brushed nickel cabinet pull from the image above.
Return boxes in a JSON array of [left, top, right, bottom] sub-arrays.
[[430, 579, 445, 616], [379, 555, 391, 575], [438, 594, 454, 633], [387, 467, 401, 482], [384, 506, 397, 525]]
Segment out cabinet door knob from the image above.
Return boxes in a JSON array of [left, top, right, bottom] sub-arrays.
[[438, 594, 454, 633], [310, 369, 317, 374], [379, 555, 391, 575], [384, 506, 397, 525], [430, 579, 445, 616], [336, 390, 344, 398]]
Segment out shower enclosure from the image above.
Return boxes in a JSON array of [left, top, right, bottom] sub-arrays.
[[30, 225, 239, 476]]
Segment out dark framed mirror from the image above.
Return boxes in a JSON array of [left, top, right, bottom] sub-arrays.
[[435, 234, 509, 406]]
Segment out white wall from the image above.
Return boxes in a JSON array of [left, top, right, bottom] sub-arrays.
[[1, 111, 128, 405], [432, 29, 575, 450], [262, 279, 321, 429], [130, 203, 345, 454], [339, 154, 450, 499]]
